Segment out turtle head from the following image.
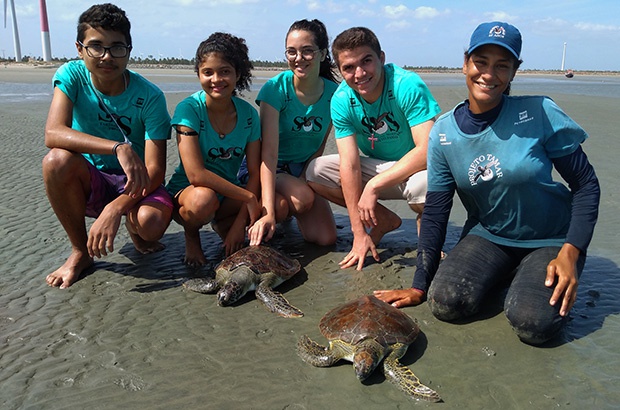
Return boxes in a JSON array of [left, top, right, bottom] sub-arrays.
[[353, 338, 384, 381], [216, 266, 255, 306]]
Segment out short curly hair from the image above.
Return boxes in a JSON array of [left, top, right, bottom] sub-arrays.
[[194, 32, 253, 96], [77, 3, 131, 46]]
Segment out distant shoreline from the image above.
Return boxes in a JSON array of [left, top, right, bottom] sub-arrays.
[[2, 61, 619, 77]]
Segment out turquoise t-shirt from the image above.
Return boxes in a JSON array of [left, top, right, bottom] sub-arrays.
[[166, 91, 260, 196], [52, 60, 171, 171], [428, 95, 588, 248], [330, 63, 440, 161], [256, 70, 338, 163]]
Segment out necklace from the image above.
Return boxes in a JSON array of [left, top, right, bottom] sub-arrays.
[[208, 104, 235, 139], [359, 88, 387, 150]]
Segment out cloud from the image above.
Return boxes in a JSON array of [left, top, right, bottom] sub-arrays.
[[386, 20, 411, 30], [484, 11, 518, 22], [383, 5, 441, 20], [575, 22, 620, 32]]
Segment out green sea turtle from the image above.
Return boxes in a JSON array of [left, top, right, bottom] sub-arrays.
[[183, 245, 303, 318], [297, 295, 441, 402]]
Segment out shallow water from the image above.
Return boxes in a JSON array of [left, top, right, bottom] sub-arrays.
[[0, 69, 618, 409]]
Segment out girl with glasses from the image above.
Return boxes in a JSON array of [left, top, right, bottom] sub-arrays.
[[247, 19, 339, 247]]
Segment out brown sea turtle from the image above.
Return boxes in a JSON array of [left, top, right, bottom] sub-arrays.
[[297, 295, 441, 402], [183, 245, 303, 318]]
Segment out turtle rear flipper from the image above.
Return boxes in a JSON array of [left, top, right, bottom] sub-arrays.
[[255, 284, 303, 318], [382, 348, 442, 402]]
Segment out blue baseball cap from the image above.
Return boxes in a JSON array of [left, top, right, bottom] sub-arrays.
[[468, 21, 522, 60]]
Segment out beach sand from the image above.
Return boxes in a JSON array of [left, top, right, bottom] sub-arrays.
[[1, 65, 619, 409]]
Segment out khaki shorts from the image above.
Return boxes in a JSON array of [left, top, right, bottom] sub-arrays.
[[306, 154, 427, 204]]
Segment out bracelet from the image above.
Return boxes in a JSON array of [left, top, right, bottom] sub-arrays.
[[112, 141, 129, 155]]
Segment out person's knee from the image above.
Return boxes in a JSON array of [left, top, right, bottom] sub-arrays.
[[183, 189, 219, 222], [505, 303, 564, 345], [428, 284, 473, 322], [42, 148, 82, 180]]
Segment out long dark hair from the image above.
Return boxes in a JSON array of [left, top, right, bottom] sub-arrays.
[[194, 32, 253, 96], [287, 19, 338, 83]]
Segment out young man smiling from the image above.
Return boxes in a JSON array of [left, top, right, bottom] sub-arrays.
[[307, 27, 440, 271], [42, 3, 172, 289]]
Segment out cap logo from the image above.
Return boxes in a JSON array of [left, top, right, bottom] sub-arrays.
[[488, 25, 506, 38]]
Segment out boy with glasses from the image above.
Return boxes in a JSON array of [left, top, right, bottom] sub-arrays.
[[43, 3, 172, 289], [306, 27, 440, 278]]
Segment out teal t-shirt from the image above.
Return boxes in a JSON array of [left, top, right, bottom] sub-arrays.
[[428, 95, 587, 248], [52, 60, 171, 171], [330, 63, 440, 161], [256, 70, 338, 163], [166, 91, 260, 196]]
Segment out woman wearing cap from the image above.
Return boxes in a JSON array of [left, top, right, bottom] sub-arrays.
[[374, 21, 600, 345]]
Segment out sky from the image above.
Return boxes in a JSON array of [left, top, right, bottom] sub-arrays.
[[2, 0, 620, 71]]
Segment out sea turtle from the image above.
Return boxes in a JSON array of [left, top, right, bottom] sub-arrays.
[[183, 245, 303, 318], [297, 295, 441, 402]]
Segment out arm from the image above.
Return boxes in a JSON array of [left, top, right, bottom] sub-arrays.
[[547, 146, 600, 316], [248, 102, 279, 245], [337, 134, 380, 270], [223, 139, 262, 255], [374, 189, 453, 307], [86, 139, 168, 258], [45, 87, 150, 199], [300, 123, 333, 179], [358, 119, 433, 226]]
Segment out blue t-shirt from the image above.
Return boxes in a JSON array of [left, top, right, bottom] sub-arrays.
[[330, 63, 440, 161], [428, 95, 588, 248], [52, 60, 171, 171], [256, 70, 338, 164], [166, 91, 260, 196]]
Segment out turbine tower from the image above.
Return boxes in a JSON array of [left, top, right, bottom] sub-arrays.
[[39, 0, 51, 61], [3, 0, 22, 61]]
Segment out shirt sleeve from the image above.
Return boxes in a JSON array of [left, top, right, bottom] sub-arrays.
[[412, 190, 454, 291], [552, 146, 600, 253]]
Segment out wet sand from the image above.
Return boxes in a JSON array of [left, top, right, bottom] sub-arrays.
[[0, 65, 619, 409]]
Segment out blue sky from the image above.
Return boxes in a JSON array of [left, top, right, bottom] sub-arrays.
[[2, 0, 619, 70]]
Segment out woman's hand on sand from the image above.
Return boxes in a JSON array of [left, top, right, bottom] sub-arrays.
[[373, 288, 426, 308]]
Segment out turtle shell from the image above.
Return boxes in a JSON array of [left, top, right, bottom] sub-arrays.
[[319, 295, 419, 347], [215, 245, 301, 280]]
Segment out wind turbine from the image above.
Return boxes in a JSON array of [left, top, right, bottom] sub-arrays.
[[39, 0, 51, 61], [3, 0, 22, 61]]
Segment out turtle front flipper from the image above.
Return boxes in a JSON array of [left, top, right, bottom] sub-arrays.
[[297, 335, 341, 367], [382, 346, 442, 402], [183, 278, 219, 294], [255, 276, 303, 318]]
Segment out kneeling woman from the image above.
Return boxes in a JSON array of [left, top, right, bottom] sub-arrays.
[[375, 21, 600, 345], [167, 33, 261, 264]]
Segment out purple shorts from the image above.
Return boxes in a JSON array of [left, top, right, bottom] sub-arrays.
[[85, 162, 173, 218]]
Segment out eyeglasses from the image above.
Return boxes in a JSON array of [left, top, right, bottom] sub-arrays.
[[78, 41, 132, 58], [284, 48, 321, 62]]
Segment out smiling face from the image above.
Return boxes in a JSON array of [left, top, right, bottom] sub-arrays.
[[285, 29, 325, 80], [337, 45, 385, 103], [197, 52, 239, 103], [77, 26, 130, 92], [463, 44, 518, 113]]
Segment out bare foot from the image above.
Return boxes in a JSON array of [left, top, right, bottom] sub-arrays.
[[46, 250, 94, 289], [369, 208, 402, 245], [125, 219, 166, 254], [128, 230, 165, 254], [183, 230, 207, 267]]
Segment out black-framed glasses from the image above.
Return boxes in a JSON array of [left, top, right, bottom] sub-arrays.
[[78, 41, 132, 58], [284, 47, 321, 62]]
